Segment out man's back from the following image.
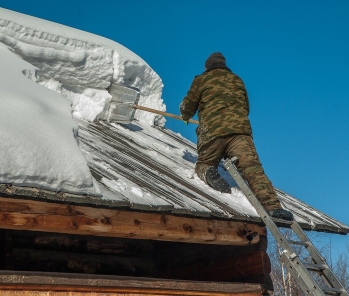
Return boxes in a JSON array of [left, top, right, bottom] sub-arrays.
[[181, 68, 252, 147], [197, 68, 251, 134]]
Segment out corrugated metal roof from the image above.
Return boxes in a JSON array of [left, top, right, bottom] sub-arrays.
[[76, 119, 349, 234], [1, 119, 348, 235]]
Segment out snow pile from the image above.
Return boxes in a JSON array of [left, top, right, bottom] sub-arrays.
[[0, 42, 100, 195], [0, 8, 165, 126], [0, 7, 165, 195]]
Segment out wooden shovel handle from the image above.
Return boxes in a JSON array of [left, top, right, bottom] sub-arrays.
[[133, 104, 199, 124]]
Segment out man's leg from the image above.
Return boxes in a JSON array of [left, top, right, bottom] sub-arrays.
[[225, 134, 293, 220], [225, 134, 281, 210], [195, 137, 231, 193]]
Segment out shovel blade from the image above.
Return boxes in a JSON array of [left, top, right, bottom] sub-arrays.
[[107, 85, 140, 123]]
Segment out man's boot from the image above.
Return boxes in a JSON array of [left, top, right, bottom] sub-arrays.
[[206, 166, 231, 194], [267, 209, 294, 221]]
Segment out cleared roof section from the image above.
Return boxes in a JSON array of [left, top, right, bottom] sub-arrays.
[[77, 119, 348, 234]]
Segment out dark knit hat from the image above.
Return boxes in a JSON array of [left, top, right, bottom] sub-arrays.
[[205, 52, 226, 69]]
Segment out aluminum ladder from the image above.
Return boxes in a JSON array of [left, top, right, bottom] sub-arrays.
[[224, 157, 348, 296]]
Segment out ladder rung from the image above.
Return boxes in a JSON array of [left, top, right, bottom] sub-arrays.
[[322, 287, 347, 295], [287, 239, 309, 247], [304, 263, 328, 272]]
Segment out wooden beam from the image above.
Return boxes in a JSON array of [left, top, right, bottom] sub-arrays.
[[0, 291, 261, 296], [0, 271, 264, 296], [0, 290, 263, 296], [0, 197, 266, 245]]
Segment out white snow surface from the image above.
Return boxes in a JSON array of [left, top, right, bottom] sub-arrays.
[[0, 7, 164, 195], [0, 8, 165, 125], [0, 42, 100, 195]]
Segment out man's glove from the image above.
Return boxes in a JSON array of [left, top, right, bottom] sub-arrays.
[[180, 114, 189, 125]]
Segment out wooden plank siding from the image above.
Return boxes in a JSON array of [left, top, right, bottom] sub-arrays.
[[0, 292, 262, 296], [0, 271, 265, 296], [0, 197, 266, 245]]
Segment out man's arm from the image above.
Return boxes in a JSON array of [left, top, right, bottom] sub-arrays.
[[239, 78, 249, 115], [179, 76, 201, 121], [245, 89, 250, 115]]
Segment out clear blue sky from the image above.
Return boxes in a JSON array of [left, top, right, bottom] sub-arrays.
[[1, 1, 348, 252]]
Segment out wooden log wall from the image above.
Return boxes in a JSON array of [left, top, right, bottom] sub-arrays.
[[0, 197, 273, 294], [0, 229, 273, 293]]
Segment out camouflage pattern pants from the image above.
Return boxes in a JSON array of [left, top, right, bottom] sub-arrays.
[[195, 134, 281, 210]]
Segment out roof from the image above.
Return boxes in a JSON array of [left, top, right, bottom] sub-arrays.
[[1, 119, 348, 235], [78, 119, 349, 234]]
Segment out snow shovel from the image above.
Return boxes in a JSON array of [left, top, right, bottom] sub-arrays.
[[132, 104, 199, 124], [107, 84, 199, 124]]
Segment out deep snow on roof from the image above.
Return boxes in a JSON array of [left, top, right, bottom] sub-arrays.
[[0, 7, 164, 194]]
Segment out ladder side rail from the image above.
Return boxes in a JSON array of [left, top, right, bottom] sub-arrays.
[[223, 159, 301, 252], [223, 159, 326, 296], [291, 221, 348, 294], [280, 252, 327, 296]]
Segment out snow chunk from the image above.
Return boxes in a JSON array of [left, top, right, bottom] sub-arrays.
[[101, 176, 169, 208], [0, 43, 100, 196], [176, 168, 195, 179], [131, 187, 144, 198], [40, 80, 112, 121]]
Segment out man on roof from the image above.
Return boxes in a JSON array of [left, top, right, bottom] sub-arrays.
[[180, 52, 293, 221]]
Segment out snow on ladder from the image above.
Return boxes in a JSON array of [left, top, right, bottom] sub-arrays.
[[223, 157, 348, 296]]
